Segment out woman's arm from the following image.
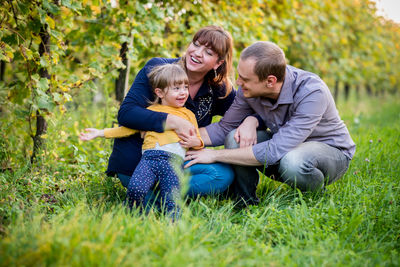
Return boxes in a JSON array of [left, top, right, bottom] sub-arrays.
[[117, 58, 172, 132], [118, 58, 196, 136]]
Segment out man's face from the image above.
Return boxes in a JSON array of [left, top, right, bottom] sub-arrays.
[[236, 58, 274, 98]]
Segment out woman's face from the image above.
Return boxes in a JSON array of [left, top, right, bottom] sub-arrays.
[[185, 40, 223, 75]]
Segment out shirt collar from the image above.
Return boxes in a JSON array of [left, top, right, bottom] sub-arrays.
[[261, 66, 294, 109]]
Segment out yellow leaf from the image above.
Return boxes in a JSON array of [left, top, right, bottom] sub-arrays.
[[45, 16, 55, 29], [52, 54, 59, 64], [91, 5, 101, 14]]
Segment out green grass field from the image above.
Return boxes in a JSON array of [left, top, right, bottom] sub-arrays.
[[0, 95, 399, 266]]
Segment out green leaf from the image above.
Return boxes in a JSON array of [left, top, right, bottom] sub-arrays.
[[37, 78, 49, 92], [52, 92, 63, 103], [31, 74, 40, 83], [43, 0, 60, 15], [40, 56, 49, 68], [35, 94, 54, 110]]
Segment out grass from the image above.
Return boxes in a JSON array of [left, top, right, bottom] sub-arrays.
[[0, 94, 399, 266]]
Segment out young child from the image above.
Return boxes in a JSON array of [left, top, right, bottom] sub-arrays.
[[80, 64, 204, 218]]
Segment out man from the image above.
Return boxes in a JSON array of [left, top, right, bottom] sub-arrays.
[[185, 41, 356, 205]]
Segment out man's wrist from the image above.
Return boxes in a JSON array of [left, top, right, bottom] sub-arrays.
[[247, 115, 260, 127], [213, 149, 223, 162]]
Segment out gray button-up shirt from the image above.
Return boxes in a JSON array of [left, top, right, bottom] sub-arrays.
[[206, 65, 356, 165]]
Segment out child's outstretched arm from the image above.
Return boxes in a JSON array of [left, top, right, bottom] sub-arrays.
[[80, 126, 139, 141], [80, 128, 104, 141]]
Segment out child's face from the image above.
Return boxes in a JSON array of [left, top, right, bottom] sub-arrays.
[[159, 83, 189, 108]]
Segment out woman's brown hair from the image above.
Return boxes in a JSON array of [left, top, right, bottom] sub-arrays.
[[180, 25, 234, 98]]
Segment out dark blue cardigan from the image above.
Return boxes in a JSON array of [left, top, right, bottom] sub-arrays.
[[107, 58, 236, 176]]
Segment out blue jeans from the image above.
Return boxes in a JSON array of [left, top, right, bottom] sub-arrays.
[[225, 130, 350, 205], [118, 161, 234, 197]]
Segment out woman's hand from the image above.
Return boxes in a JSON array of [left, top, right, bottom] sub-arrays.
[[234, 116, 259, 148], [79, 128, 104, 141], [165, 114, 196, 139]]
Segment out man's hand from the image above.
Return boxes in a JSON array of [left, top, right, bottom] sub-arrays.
[[184, 149, 217, 168], [79, 128, 104, 141], [234, 116, 259, 148]]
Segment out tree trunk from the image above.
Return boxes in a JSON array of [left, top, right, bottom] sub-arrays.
[[115, 41, 129, 104], [31, 25, 51, 162], [333, 80, 339, 102], [366, 84, 372, 96], [0, 61, 4, 113], [355, 85, 359, 98], [344, 83, 350, 101], [0, 60, 5, 81]]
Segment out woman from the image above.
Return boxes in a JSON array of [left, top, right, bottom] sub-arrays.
[[107, 25, 236, 197]]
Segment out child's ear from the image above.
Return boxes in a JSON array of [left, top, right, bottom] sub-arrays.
[[154, 88, 164, 98]]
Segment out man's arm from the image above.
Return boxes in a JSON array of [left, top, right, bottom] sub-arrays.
[[187, 86, 329, 167], [205, 87, 255, 146], [184, 146, 260, 168]]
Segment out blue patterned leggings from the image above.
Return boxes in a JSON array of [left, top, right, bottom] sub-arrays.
[[126, 150, 182, 216]]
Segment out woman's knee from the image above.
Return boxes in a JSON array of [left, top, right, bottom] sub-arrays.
[[187, 162, 234, 196]]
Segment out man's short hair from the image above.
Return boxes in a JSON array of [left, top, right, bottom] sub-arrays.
[[240, 41, 286, 82]]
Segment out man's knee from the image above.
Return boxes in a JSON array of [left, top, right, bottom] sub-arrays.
[[278, 150, 324, 191], [224, 129, 272, 149], [279, 151, 305, 182]]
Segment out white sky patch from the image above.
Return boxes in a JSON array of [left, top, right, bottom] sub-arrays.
[[373, 0, 400, 23]]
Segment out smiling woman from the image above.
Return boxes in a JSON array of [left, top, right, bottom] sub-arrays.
[[102, 26, 237, 201]]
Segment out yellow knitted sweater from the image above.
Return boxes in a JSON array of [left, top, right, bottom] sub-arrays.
[[104, 104, 204, 150]]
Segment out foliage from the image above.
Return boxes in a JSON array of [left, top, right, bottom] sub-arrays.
[[0, 2, 400, 265], [0, 95, 399, 266], [1, 0, 400, 166]]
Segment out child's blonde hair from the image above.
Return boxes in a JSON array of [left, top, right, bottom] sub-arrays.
[[148, 64, 189, 104]]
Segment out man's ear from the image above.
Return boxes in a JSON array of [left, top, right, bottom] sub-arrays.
[[266, 75, 278, 87], [154, 88, 164, 98]]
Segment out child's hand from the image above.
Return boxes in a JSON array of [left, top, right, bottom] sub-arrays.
[[79, 128, 104, 141], [179, 130, 201, 148]]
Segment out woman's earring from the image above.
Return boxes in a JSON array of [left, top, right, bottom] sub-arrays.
[[214, 68, 217, 78]]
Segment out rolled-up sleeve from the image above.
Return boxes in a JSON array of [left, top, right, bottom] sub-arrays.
[[206, 88, 254, 146], [252, 89, 328, 165]]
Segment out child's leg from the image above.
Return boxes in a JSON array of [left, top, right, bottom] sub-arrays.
[[155, 157, 182, 218], [126, 158, 155, 210]]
